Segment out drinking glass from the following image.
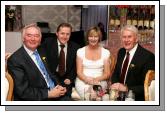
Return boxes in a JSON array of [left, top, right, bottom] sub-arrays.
[[125, 90, 135, 101], [117, 91, 127, 101], [109, 89, 118, 101]]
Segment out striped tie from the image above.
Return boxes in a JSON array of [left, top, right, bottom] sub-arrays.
[[34, 50, 55, 89]]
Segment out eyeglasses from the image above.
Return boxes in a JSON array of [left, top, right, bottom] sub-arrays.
[[26, 33, 40, 38]]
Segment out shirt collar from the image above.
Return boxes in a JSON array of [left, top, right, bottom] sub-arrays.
[[57, 39, 67, 48], [127, 43, 138, 56], [23, 45, 36, 56]]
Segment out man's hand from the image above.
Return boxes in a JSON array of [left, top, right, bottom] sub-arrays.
[[111, 83, 128, 92], [64, 79, 71, 85], [48, 85, 67, 98]]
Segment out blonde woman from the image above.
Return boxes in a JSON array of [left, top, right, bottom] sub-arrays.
[[75, 26, 111, 100]]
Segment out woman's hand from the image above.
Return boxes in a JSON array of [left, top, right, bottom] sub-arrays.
[[84, 76, 101, 85], [84, 76, 94, 85], [93, 78, 100, 85]]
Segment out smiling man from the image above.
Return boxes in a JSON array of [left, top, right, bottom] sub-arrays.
[[7, 24, 67, 100], [110, 25, 155, 101], [42, 23, 80, 100]]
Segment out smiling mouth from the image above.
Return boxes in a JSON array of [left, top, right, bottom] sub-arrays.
[[90, 41, 98, 43], [124, 43, 130, 46]]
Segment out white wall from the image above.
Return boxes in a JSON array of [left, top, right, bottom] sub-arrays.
[[5, 32, 22, 53]]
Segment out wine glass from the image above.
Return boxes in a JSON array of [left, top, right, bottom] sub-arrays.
[[125, 90, 135, 101], [116, 91, 127, 101]]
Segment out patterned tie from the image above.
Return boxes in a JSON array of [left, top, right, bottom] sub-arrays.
[[120, 52, 130, 84], [33, 50, 55, 89], [58, 44, 65, 76]]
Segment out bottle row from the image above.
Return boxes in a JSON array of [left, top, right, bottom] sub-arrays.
[[109, 18, 155, 30], [109, 5, 155, 30]]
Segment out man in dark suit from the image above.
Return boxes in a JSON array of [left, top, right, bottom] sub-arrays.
[[7, 24, 67, 101], [42, 23, 80, 98], [111, 25, 155, 101]]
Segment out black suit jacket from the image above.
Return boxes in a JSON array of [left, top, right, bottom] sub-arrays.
[[7, 46, 57, 101], [111, 44, 155, 101], [42, 37, 80, 96]]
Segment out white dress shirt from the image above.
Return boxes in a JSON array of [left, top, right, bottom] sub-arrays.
[[122, 43, 138, 84]]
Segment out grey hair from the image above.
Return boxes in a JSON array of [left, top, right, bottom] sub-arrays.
[[22, 23, 42, 38], [120, 25, 138, 38]]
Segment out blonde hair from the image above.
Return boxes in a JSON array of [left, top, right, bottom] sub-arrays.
[[86, 26, 102, 42], [22, 23, 42, 38]]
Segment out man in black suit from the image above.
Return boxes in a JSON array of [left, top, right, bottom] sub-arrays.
[[7, 24, 67, 101], [42, 23, 80, 98], [111, 25, 155, 101]]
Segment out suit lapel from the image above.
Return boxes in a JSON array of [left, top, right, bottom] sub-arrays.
[[53, 39, 59, 67], [119, 49, 126, 70], [129, 45, 142, 66], [21, 47, 47, 84], [125, 45, 142, 82], [37, 48, 52, 76], [66, 42, 73, 72]]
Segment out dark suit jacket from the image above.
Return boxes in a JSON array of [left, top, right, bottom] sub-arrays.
[[42, 37, 80, 96], [111, 44, 155, 101], [7, 46, 57, 101]]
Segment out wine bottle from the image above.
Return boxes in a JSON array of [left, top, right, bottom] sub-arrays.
[[149, 5, 155, 29], [109, 6, 116, 31], [138, 6, 144, 30], [143, 6, 150, 30], [115, 16, 120, 30], [126, 6, 132, 25], [109, 17, 115, 31], [114, 6, 120, 30], [131, 6, 138, 28]]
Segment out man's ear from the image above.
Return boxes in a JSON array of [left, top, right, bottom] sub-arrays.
[[135, 36, 139, 43]]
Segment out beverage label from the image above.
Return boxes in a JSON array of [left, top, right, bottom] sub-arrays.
[[132, 20, 137, 26], [127, 20, 132, 25]]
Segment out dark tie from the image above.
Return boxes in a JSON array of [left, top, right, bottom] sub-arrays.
[[33, 50, 55, 89], [120, 52, 130, 84], [58, 44, 65, 76]]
